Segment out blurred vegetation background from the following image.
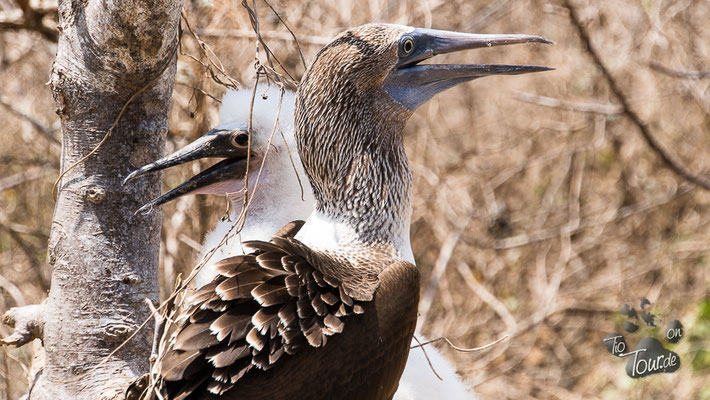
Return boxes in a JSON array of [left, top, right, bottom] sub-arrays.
[[1, 0, 709, 398]]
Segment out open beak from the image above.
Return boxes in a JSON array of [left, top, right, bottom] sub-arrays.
[[385, 28, 554, 110], [123, 129, 252, 214]]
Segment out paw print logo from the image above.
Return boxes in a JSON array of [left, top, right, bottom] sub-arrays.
[[602, 298, 683, 378]]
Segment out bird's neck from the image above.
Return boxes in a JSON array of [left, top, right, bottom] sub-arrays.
[[295, 83, 414, 264]]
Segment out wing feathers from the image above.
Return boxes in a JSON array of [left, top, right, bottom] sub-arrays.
[[211, 309, 253, 343], [215, 267, 269, 301], [174, 322, 220, 351], [320, 291, 338, 305], [323, 314, 344, 333], [159, 349, 205, 381], [252, 276, 290, 306], [156, 226, 387, 398], [206, 344, 250, 368]]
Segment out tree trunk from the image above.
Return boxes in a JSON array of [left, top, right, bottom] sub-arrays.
[[23, 0, 182, 398]]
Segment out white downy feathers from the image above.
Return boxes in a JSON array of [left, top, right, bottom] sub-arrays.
[[194, 86, 314, 287]]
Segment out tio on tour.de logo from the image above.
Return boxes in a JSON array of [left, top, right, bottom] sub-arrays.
[[602, 298, 683, 378]]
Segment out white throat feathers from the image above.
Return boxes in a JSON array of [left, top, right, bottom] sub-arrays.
[[194, 87, 315, 287]]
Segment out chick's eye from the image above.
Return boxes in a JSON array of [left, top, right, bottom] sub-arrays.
[[401, 37, 414, 55], [231, 132, 249, 147]]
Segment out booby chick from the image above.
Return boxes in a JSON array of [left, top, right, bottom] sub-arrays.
[[127, 23, 550, 399], [127, 85, 476, 399], [127, 88, 314, 288]]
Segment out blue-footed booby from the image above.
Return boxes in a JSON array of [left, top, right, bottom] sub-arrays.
[[126, 23, 550, 399]]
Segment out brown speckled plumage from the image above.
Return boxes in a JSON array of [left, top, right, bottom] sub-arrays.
[[296, 24, 415, 248], [151, 228, 418, 399]]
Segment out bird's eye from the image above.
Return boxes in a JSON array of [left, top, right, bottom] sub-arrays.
[[231, 132, 249, 147], [400, 36, 415, 55]]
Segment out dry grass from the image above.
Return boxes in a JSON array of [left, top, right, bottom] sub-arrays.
[[2, 0, 710, 399]]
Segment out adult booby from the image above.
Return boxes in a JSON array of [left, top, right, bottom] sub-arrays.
[[127, 23, 550, 399], [126, 85, 477, 398]]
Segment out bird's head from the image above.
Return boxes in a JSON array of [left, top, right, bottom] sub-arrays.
[[299, 23, 552, 114], [295, 23, 552, 234], [124, 88, 302, 214]]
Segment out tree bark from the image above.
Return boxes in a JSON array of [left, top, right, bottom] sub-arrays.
[[19, 0, 182, 398]]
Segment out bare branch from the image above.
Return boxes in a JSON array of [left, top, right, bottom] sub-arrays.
[[465, 183, 694, 249], [456, 262, 517, 332], [419, 228, 466, 322], [0, 166, 50, 192], [0, 274, 26, 307], [0, 214, 45, 273], [0, 19, 57, 42], [1, 0, 58, 42], [564, 0, 710, 190], [490, 185, 693, 250], [1, 304, 44, 346], [0, 92, 60, 148], [174, 82, 222, 103], [262, 0, 307, 69], [241, 0, 297, 85]]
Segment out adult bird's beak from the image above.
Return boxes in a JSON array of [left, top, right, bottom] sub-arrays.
[[385, 28, 554, 110], [123, 128, 253, 214]]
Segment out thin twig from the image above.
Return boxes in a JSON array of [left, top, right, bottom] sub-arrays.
[[144, 298, 162, 364], [196, 28, 330, 46], [0, 274, 26, 307], [177, 233, 202, 252], [411, 335, 443, 381], [242, 74, 260, 230], [649, 61, 710, 79], [456, 262, 517, 331], [564, 0, 710, 190], [0, 208, 47, 238], [241, 0, 297, 85], [512, 91, 622, 115], [67, 305, 155, 382], [247, 84, 286, 213], [0, 221, 43, 272], [411, 334, 509, 353], [180, 9, 242, 90], [262, 0, 307, 69], [468, 183, 694, 249], [419, 228, 466, 322], [174, 82, 222, 103], [279, 128, 306, 201]]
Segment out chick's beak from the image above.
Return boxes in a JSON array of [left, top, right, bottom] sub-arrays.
[[123, 129, 252, 214]]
